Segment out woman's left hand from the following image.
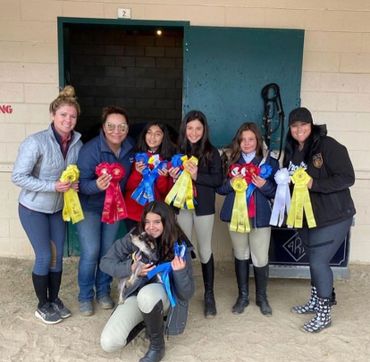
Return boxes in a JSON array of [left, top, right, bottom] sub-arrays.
[[252, 174, 266, 188], [171, 255, 186, 271], [70, 181, 79, 192]]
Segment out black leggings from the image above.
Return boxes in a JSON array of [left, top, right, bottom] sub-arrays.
[[298, 217, 352, 299]]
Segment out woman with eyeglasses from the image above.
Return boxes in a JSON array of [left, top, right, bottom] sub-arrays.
[[76, 106, 135, 316]]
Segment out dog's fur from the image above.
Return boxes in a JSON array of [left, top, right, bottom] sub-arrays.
[[117, 232, 159, 304]]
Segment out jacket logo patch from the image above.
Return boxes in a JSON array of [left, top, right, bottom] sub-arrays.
[[312, 153, 323, 168]]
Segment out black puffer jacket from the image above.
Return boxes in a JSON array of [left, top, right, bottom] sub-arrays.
[[284, 125, 356, 228]]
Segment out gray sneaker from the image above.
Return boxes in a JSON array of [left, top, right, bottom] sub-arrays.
[[97, 295, 114, 309], [79, 301, 94, 316], [35, 303, 63, 325], [51, 298, 72, 319]]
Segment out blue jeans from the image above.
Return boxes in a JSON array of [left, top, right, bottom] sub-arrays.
[[76, 210, 120, 302], [19, 204, 66, 275]]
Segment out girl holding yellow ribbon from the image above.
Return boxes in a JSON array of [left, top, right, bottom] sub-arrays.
[[12, 86, 82, 324], [284, 107, 356, 333], [168, 110, 223, 318], [217, 123, 279, 316]]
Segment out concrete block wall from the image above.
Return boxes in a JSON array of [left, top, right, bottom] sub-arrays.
[[1, 0, 370, 263]]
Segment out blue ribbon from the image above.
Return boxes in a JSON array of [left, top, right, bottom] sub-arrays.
[[146, 241, 187, 307], [246, 163, 273, 204], [131, 153, 167, 206]]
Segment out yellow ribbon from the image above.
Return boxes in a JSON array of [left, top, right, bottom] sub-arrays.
[[230, 177, 250, 233], [286, 168, 316, 228], [165, 156, 198, 209], [60, 164, 84, 224]]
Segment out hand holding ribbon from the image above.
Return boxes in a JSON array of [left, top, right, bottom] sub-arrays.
[[131, 153, 167, 206], [147, 241, 187, 307], [60, 164, 84, 224], [96, 162, 128, 224], [165, 154, 198, 209], [230, 177, 250, 233], [269, 168, 291, 227], [286, 168, 316, 228]]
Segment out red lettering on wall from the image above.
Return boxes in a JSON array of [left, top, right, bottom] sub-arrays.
[[0, 105, 13, 114]]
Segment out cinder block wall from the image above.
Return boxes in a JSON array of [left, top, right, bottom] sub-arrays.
[[0, 1, 369, 263]]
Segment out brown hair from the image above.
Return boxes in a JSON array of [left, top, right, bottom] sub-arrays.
[[49, 85, 81, 116], [101, 106, 129, 125], [227, 122, 263, 167]]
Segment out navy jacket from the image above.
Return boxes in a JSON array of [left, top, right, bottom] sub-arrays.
[[77, 131, 135, 212], [192, 146, 223, 216], [217, 153, 279, 228]]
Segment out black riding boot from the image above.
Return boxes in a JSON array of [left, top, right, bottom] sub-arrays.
[[201, 254, 217, 318], [254, 265, 272, 316], [232, 258, 249, 314], [139, 300, 165, 362]]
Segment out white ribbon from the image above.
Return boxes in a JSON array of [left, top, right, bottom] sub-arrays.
[[270, 168, 291, 227]]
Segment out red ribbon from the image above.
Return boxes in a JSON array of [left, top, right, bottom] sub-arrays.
[[96, 162, 128, 224]]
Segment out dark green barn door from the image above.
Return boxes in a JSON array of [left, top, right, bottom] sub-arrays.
[[183, 26, 304, 148]]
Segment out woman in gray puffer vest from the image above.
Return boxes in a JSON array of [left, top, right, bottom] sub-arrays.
[[11, 86, 82, 325]]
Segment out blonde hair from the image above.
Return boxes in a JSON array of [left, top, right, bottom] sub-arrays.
[[49, 85, 81, 116]]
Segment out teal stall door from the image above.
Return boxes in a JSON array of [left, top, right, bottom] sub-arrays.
[[183, 26, 304, 149]]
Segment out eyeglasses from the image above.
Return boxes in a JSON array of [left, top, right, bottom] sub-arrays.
[[105, 122, 128, 133]]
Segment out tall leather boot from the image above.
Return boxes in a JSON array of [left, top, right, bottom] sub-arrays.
[[139, 300, 165, 362], [303, 297, 332, 333], [201, 254, 217, 318], [254, 265, 272, 316], [232, 258, 249, 314]]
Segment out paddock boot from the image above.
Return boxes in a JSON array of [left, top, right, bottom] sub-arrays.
[[302, 297, 332, 333], [139, 301, 165, 362], [254, 265, 272, 316], [292, 285, 318, 314], [201, 254, 217, 318], [232, 258, 249, 314]]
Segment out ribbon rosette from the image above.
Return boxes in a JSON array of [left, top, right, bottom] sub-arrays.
[[96, 162, 128, 224], [269, 168, 291, 227], [131, 153, 167, 206], [147, 241, 187, 307], [286, 168, 316, 228], [245, 163, 272, 217], [60, 164, 84, 224], [165, 154, 198, 209], [230, 177, 250, 233]]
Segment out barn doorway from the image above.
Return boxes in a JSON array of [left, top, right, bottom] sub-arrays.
[[59, 19, 186, 143]]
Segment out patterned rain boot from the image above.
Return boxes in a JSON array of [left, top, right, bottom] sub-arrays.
[[291, 286, 318, 314], [302, 297, 332, 333]]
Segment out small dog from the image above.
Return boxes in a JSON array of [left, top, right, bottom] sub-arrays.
[[117, 232, 159, 304]]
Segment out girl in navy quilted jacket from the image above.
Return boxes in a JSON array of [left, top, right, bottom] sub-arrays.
[[217, 122, 279, 316]]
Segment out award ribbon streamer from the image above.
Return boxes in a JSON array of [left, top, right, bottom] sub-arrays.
[[230, 177, 250, 233], [131, 153, 167, 206], [60, 164, 84, 224], [269, 168, 291, 227], [96, 162, 128, 224], [147, 242, 187, 307], [286, 168, 316, 228], [165, 155, 198, 209], [245, 163, 273, 217]]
